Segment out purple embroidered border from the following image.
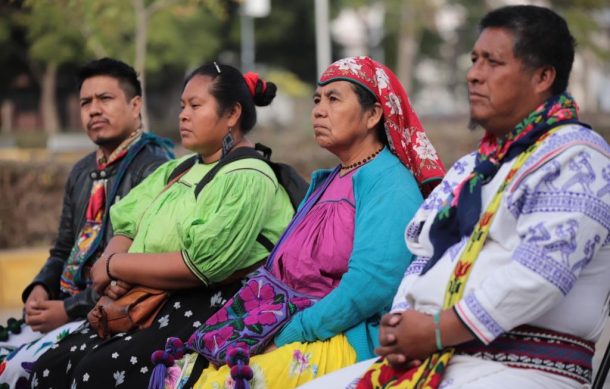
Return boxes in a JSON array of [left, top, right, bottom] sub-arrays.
[[391, 301, 412, 311], [513, 243, 576, 295], [522, 126, 610, 172], [518, 192, 610, 231], [405, 256, 428, 276], [405, 221, 422, 241], [463, 292, 504, 339]]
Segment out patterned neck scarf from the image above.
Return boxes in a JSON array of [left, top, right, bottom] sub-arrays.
[[60, 130, 142, 295], [319, 56, 445, 196], [423, 93, 580, 273]]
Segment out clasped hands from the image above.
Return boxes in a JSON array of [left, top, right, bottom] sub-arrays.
[[24, 285, 68, 333], [375, 310, 438, 370], [90, 253, 132, 299]]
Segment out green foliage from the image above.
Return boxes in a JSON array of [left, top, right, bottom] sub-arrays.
[[559, 6, 610, 61], [147, 5, 223, 73], [0, 18, 10, 43], [19, 1, 85, 65], [265, 69, 311, 98], [18, 0, 226, 74]]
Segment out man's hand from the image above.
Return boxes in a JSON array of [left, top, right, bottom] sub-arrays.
[[91, 253, 113, 294], [24, 285, 49, 319], [26, 300, 69, 333], [378, 313, 401, 349], [375, 310, 436, 369], [377, 312, 417, 370], [104, 280, 133, 299]]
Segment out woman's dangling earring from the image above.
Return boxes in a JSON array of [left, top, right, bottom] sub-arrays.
[[221, 127, 235, 157]]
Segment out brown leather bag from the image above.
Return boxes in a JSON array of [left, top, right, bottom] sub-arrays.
[[88, 286, 169, 338]]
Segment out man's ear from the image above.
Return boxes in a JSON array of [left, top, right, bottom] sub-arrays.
[[533, 65, 556, 95], [130, 95, 142, 120]]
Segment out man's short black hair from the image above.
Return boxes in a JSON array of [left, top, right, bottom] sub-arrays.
[[480, 5, 575, 95], [77, 58, 142, 99]]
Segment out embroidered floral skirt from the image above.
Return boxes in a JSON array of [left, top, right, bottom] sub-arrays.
[[172, 334, 356, 389], [29, 281, 243, 388], [0, 320, 84, 388]]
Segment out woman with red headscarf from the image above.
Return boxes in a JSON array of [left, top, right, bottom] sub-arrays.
[[167, 56, 445, 389]]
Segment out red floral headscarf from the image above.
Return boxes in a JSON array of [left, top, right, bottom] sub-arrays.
[[319, 56, 445, 196]]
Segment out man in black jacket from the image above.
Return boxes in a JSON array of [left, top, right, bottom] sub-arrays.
[[0, 58, 173, 386]]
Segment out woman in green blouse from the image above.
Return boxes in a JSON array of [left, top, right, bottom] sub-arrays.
[[30, 63, 294, 388]]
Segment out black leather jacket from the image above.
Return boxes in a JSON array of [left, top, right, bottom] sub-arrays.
[[22, 133, 173, 319]]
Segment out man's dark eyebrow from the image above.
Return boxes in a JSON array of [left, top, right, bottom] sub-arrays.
[[94, 92, 113, 98], [80, 91, 116, 104]]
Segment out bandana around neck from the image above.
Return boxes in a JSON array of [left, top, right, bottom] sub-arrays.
[[60, 130, 142, 295], [319, 56, 445, 196], [423, 93, 581, 274]]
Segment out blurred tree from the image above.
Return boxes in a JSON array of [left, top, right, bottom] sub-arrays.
[[60, 0, 224, 129], [335, 0, 437, 92], [14, 1, 85, 133], [0, 2, 27, 95], [254, 1, 318, 81], [335, 0, 610, 105], [0, 1, 31, 133], [217, 0, 320, 82], [17, 0, 224, 133]]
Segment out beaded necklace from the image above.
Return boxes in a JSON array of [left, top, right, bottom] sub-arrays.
[[340, 147, 383, 171]]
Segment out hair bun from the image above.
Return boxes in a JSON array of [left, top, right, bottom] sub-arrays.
[[243, 72, 277, 107]]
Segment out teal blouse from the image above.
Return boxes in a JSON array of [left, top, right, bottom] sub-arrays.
[[110, 154, 294, 285], [273, 148, 423, 361]]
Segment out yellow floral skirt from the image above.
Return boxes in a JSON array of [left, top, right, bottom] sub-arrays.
[[175, 334, 356, 389]]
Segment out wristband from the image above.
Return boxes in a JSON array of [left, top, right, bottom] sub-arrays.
[[106, 253, 118, 281], [433, 311, 443, 351]]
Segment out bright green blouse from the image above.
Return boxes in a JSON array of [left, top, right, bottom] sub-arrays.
[[110, 153, 294, 285]]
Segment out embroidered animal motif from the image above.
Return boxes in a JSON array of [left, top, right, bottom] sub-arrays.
[[543, 219, 578, 264], [525, 222, 551, 244], [453, 159, 469, 175], [571, 235, 601, 273], [422, 190, 444, 211], [536, 160, 561, 192], [562, 151, 595, 194], [596, 165, 610, 198]]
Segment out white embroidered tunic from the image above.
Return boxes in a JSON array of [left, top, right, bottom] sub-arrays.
[[393, 124, 610, 345]]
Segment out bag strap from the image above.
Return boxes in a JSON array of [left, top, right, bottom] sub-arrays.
[[166, 155, 199, 184], [193, 147, 267, 198], [256, 234, 275, 253], [263, 167, 339, 269], [189, 146, 277, 253], [442, 124, 567, 309], [76, 136, 159, 285]]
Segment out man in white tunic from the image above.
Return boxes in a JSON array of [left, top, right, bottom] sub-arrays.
[[302, 5, 610, 389]]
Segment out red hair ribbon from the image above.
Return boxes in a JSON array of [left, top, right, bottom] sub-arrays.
[[243, 72, 266, 97]]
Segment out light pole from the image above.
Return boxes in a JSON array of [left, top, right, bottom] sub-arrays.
[[240, 0, 270, 71], [315, 0, 331, 78]]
